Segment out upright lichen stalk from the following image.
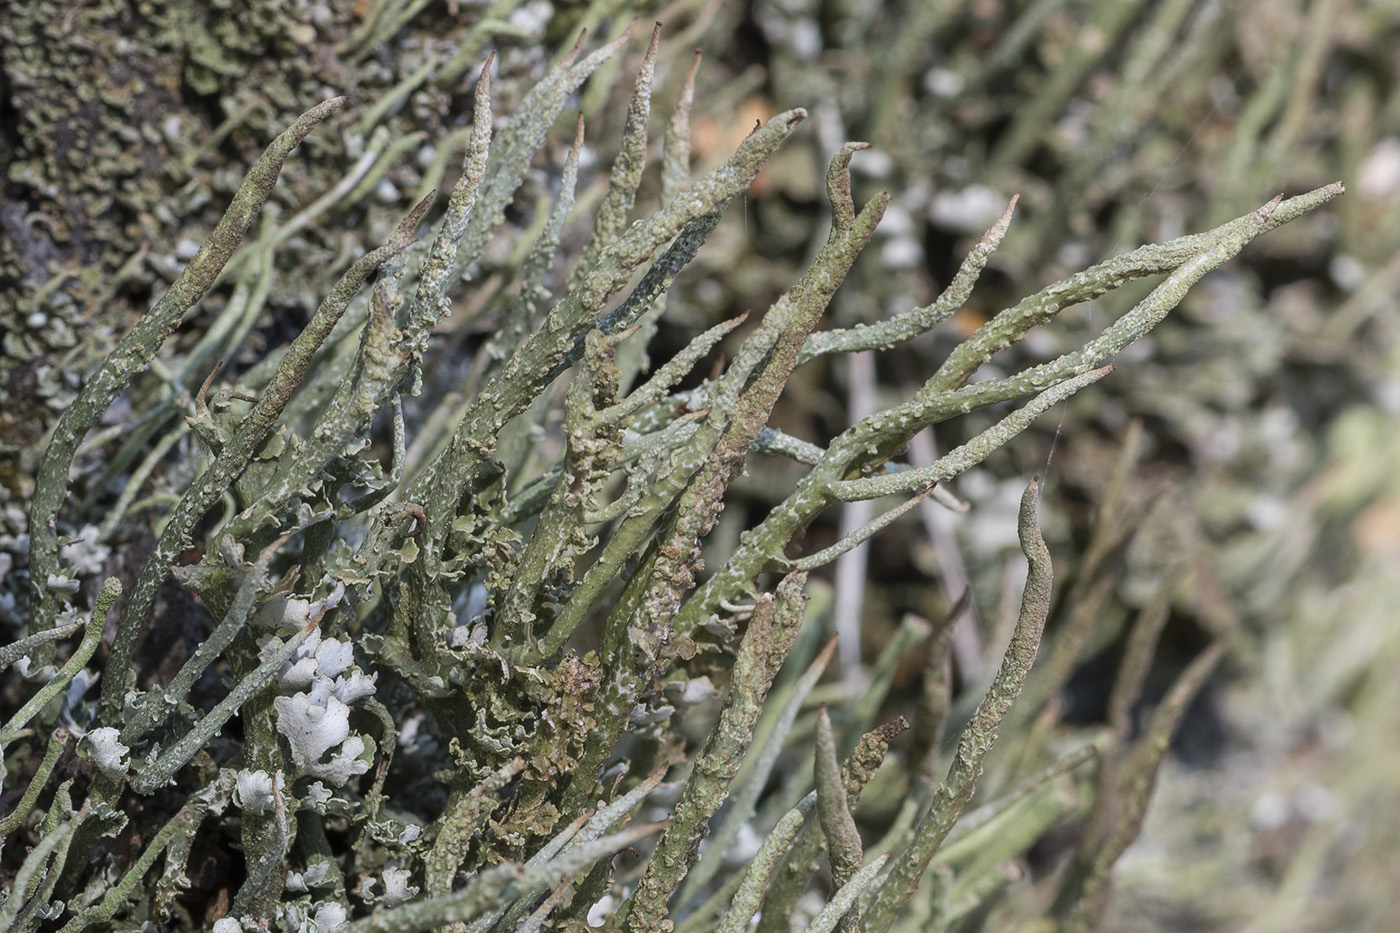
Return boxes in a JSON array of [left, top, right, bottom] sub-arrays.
[[2, 16, 1344, 933]]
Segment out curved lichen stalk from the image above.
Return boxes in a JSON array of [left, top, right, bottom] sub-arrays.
[[27, 98, 346, 644], [10, 13, 1349, 930], [673, 181, 1346, 641]]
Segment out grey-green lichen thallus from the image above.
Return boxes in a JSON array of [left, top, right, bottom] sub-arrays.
[[5, 9, 1345, 931]]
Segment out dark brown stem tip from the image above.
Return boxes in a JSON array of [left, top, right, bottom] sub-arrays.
[[1248, 193, 1284, 226], [396, 191, 437, 238], [196, 361, 224, 410]]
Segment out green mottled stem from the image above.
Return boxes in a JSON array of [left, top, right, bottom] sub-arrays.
[[569, 23, 660, 284], [120, 532, 297, 743], [561, 146, 889, 832], [1, 802, 81, 932], [815, 707, 864, 933], [926, 185, 1343, 394], [598, 209, 726, 339], [676, 637, 838, 910], [27, 98, 344, 638], [99, 199, 425, 722], [526, 412, 711, 663], [621, 574, 807, 932], [485, 113, 585, 363], [232, 788, 290, 922], [55, 799, 194, 933], [604, 313, 748, 422], [492, 329, 620, 649], [662, 49, 701, 202], [676, 184, 1343, 639], [404, 58, 492, 349], [340, 823, 665, 933], [711, 795, 817, 933], [424, 758, 526, 897], [828, 365, 1114, 502], [0, 728, 69, 837], [790, 485, 938, 569], [129, 620, 317, 794], [808, 856, 890, 933], [632, 146, 889, 635], [798, 194, 1018, 365], [751, 427, 827, 465], [0, 615, 81, 671], [451, 30, 633, 287], [468, 764, 674, 933], [405, 109, 808, 539], [0, 578, 120, 752]]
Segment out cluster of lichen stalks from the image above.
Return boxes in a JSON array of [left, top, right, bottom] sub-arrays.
[[2, 25, 1342, 933]]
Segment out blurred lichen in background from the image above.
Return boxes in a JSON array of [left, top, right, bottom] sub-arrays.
[[0, 0, 1393, 931]]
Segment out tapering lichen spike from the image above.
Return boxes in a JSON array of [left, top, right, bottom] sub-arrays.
[[0, 578, 120, 753], [677, 636, 839, 911], [573, 22, 661, 273], [28, 97, 345, 639], [789, 484, 938, 570], [486, 113, 586, 364], [6, 4, 1351, 924], [806, 855, 890, 933], [925, 186, 1343, 398], [604, 312, 749, 421], [1056, 639, 1228, 931], [405, 55, 493, 349], [404, 108, 808, 539], [621, 573, 808, 931], [0, 727, 69, 838], [863, 476, 1053, 932], [754, 720, 907, 933], [98, 193, 426, 721], [815, 707, 864, 933], [491, 328, 621, 649], [454, 26, 636, 277], [424, 758, 527, 898], [678, 182, 1340, 641], [798, 195, 1018, 365], [711, 795, 816, 933], [662, 48, 703, 202], [828, 365, 1115, 502], [55, 800, 195, 933], [129, 616, 319, 793]]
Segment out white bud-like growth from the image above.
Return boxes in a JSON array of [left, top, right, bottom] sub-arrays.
[[235, 769, 282, 814], [84, 727, 130, 776]]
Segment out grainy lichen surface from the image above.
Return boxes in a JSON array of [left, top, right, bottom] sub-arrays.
[[1, 1, 1388, 931]]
